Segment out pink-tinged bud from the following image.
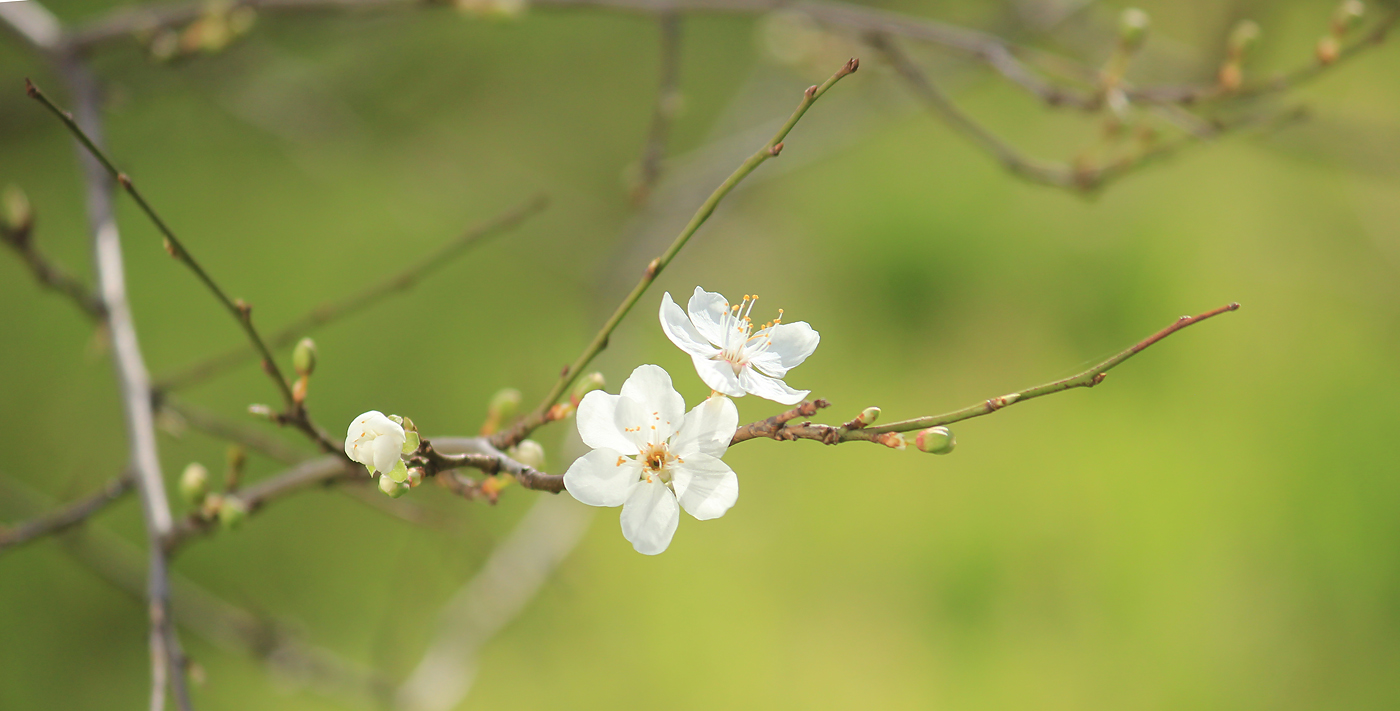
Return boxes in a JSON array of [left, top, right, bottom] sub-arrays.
[[405, 467, 424, 488], [1316, 35, 1340, 64], [915, 426, 956, 455]]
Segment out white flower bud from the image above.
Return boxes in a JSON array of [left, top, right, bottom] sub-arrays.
[[379, 475, 409, 499], [344, 411, 407, 475], [179, 463, 209, 505], [510, 439, 546, 470]]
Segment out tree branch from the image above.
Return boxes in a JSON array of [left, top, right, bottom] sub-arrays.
[[155, 193, 548, 392], [733, 303, 1241, 446], [630, 12, 683, 203], [0, 473, 133, 553], [494, 57, 859, 450], [1, 223, 107, 320]]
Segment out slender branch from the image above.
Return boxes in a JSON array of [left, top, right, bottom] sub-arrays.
[[158, 395, 310, 465], [155, 193, 548, 392], [495, 57, 859, 450], [732, 303, 1241, 446], [25, 78, 338, 456], [631, 12, 683, 203], [55, 57, 193, 711], [0, 473, 133, 553], [1, 225, 107, 320]]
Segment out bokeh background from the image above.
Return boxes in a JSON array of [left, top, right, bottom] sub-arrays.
[[2, 1, 1399, 709]]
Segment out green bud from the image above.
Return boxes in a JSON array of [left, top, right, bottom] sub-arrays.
[[292, 337, 317, 377], [1228, 20, 1261, 57], [570, 372, 607, 403], [379, 474, 409, 499], [1118, 8, 1150, 51], [510, 439, 546, 470], [218, 496, 248, 530], [179, 463, 209, 505], [914, 426, 956, 455], [488, 388, 522, 421], [2, 185, 32, 241], [858, 406, 880, 427]]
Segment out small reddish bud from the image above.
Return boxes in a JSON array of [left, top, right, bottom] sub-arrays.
[[24, 78, 39, 99], [162, 237, 178, 257], [117, 173, 132, 189], [1316, 35, 1340, 64], [292, 375, 308, 404], [804, 84, 818, 99], [768, 142, 785, 157]]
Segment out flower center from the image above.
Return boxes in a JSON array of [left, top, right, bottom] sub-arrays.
[[639, 442, 677, 484], [713, 294, 783, 374]]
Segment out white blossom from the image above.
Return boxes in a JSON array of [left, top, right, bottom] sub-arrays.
[[563, 364, 740, 555], [345, 410, 407, 479], [660, 286, 819, 405]]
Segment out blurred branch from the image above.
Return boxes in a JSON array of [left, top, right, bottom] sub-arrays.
[[155, 193, 549, 393], [159, 395, 310, 465], [0, 222, 108, 320], [732, 302, 1241, 446], [0, 473, 133, 553], [0, 475, 393, 706], [26, 78, 339, 457], [53, 57, 194, 711], [494, 57, 860, 450], [630, 12, 683, 203]]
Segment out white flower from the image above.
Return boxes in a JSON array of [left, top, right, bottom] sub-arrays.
[[563, 364, 740, 555], [345, 410, 407, 479], [660, 286, 820, 405]]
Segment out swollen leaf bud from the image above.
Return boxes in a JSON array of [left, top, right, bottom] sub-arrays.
[[914, 426, 956, 455], [1118, 8, 1150, 51], [1332, 0, 1365, 36], [1316, 35, 1340, 64], [379, 474, 409, 499], [510, 439, 546, 470], [180, 462, 209, 505], [218, 496, 248, 530], [292, 337, 317, 376], [489, 388, 521, 420], [570, 372, 607, 404], [405, 467, 424, 488]]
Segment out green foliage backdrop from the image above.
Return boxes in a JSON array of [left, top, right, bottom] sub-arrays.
[[2, 1, 1398, 708]]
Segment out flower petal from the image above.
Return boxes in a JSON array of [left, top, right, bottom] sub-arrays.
[[671, 394, 738, 459], [619, 364, 685, 443], [686, 286, 731, 346], [576, 391, 642, 456], [738, 368, 809, 405], [691, 355, 745, 397], [661, 292, 720, 358], [759, 321, 820, 372], [563, 448, 640, 507], [620, 480, 680, 555], [371, 433, 401, 475], [671, 452, 739, 521]]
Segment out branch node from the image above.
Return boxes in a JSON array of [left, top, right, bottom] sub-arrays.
[[116, 173, 132, 189], [24, 78, 37, 98], [768, 142, 784, 157], [804, 84, 818, 99]]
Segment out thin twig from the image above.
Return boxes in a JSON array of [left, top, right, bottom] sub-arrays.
[[732, 303, 1241, 446], [0, 473, 133, 553], [494, 57, 860, 450], [155, 193, 548, 392], [1, 226, 107, 320], [25, 78, 338, 457], [159, 395, 310, 464], [631, 12, 683, 203]]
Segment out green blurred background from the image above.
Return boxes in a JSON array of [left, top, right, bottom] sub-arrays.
[[2, 1, 1399, 708]]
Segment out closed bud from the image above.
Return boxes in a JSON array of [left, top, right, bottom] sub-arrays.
[[1118, 8, 1150, 51], [405, 466, 424, 487], [292, 337, 317, 376], [915, 426, 956, 455], [845, 406, 881, 429], [1228, 20, 1261, 58], [570, 372, 606, 404], [218, 496, 248, 530], [379, 474, 409, 499], [1218, 61, 1243, 91], [1333, 0, 1365, 36], [1316, 35, 1340, 64], [226, 445, 246, 474], [488, 388, 521, 420], [510, 439, 546, 470], [2, 185, 32, 244], [248, 403, 275, 420], [180, 462, 209, 505]]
